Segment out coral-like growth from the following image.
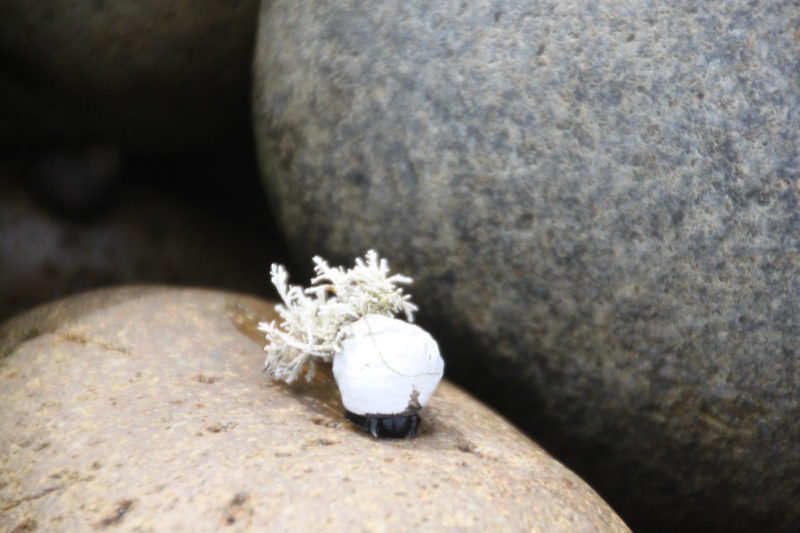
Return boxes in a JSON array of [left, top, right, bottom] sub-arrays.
[[258, 250, 417, 383]]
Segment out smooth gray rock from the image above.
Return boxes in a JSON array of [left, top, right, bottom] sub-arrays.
[[0, 0, 258, 152], [253, 1, 800, 531]]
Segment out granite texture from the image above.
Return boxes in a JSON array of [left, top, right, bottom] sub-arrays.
[[0, 288, 628, 532], [253, 1, 800, 531], [0, 0, 258, 152]]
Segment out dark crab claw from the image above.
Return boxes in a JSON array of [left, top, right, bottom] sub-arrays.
[[345, 411, 421, 439]]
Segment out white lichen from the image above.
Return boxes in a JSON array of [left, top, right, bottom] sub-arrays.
[[258, 250, 418, 383]]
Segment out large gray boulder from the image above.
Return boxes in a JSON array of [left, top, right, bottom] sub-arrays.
[[0, 0, 259, 151], [253, 1, 800, 531]]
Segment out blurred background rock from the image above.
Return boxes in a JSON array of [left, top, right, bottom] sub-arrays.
[[0, 148, 289, 321], [0, 0, 289, 320]]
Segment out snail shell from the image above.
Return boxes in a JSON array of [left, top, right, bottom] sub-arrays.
[[332, 314, 444, 418]]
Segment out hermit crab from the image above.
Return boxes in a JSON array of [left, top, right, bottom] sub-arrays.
[[258, 251, 444, 438]]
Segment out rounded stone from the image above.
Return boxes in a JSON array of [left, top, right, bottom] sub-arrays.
[[253, 2, 800, 531], [0, 287, 628, 532], [0, 0, 259, 152]]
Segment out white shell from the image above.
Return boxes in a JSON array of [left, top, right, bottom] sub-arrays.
[[332, 314, 444, 416]]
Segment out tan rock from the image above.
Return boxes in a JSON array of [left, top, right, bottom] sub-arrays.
[[0, 287, 628, 532]]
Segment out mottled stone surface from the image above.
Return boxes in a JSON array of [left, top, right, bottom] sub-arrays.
[[0, 288, 628, 532], [253, 1, 800, 531], [0, 0, 258, 151]]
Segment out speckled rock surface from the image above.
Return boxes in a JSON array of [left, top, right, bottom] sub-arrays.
[[0, 0, 258, 151], [0, 287, 628, 532], [253, 2, 800, 531]]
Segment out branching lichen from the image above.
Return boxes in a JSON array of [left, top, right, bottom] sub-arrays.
[[258, 250, 417, 383]]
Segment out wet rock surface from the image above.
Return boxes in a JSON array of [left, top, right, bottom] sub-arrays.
[[0, 0, 259, 152], [0, 287, 628, 532], [253, 1, 800, 530]]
